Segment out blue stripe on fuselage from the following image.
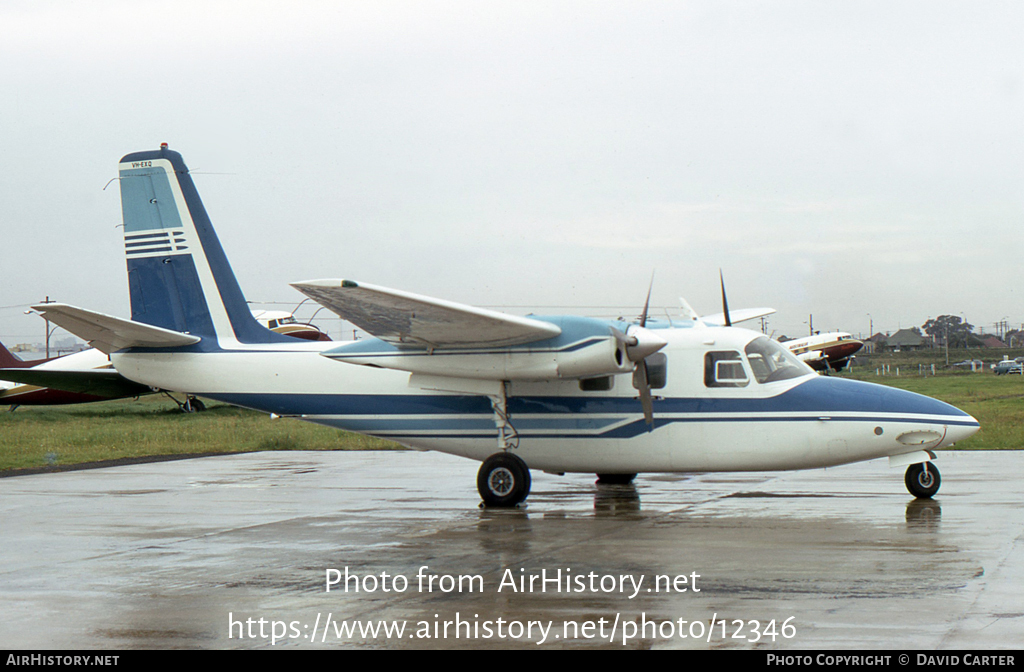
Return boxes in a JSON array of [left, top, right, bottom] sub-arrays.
[[202, 375, 974, 440]]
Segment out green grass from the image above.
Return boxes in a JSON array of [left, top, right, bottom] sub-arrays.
[[0, 395, 400, 472]]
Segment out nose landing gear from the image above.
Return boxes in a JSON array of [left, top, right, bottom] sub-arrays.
[[905, 461, 940, 499]]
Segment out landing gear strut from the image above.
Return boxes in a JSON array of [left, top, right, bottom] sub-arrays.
[[905, 461, 940, 499], [477, 452, 531, 507], [163, 392, 206, 413], [477, 383, 530, 507]]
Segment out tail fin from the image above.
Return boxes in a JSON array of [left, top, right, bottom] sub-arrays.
[[0, 341, 29, 368], [118, 145, 290, 345]]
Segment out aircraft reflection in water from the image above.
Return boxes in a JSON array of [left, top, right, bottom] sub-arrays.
[[35, 146, 979, 507]]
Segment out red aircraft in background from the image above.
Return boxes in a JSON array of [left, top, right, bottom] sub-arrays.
[[783, 331, 864, 372]]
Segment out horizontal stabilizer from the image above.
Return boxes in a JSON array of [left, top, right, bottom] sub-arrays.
[[0, 368, 152, 398], [290, 279, 562, 349], [30, 303, 201, 354]]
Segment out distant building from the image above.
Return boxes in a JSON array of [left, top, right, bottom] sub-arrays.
[[864, 332, 889, 354], [978, 336, 1008, 349], [886, 328, 926, 352]]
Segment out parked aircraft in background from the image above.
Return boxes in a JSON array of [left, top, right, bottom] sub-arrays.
[[34, 146, 978, 505], [250, 309, 331, 341], [0, 342, 152, 408], [783, 331, 863, 372], [0, 309, 330, 410]]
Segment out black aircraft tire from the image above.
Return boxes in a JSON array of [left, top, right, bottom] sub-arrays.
[[905, 461, 941, 499], [596, 473, 637, 485], [478, 452, 531, 507], [183, 398, 206, 413]]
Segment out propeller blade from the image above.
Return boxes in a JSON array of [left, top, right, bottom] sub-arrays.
[[632, 274, 658, 429], [719, 269, 732, 327], [635, 360, 654, 427], [639, 272, 654, 328]]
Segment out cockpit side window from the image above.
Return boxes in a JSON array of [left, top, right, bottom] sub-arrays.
[[705, 351, 748, 388], [744, 336, 810, 383]]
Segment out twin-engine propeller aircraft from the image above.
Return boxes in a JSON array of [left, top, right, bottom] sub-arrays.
[[35, 146, 978, 506], [783, 331, 864, 372]]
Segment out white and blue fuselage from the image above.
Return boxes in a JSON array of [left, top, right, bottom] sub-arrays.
[[112, 320, 978, 475]]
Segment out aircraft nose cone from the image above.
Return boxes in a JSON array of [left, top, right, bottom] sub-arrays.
[[799, 376, 980, 447], [943, 410, 981, 446], [873, 381, 980, 447]]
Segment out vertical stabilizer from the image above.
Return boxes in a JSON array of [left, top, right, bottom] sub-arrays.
[[0, 342, 29, 368], [118, 145, 289, 345]]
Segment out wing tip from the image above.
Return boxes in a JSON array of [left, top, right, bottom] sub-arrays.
[[290, 278, 357, 290]]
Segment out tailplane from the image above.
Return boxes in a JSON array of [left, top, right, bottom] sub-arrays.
[[118, 145, 289, 345]]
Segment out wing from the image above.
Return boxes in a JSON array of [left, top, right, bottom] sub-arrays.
[[0, 369, 152, 398], [30, 303, 201, 354], [290, 279, 562, 349], [701, 307, 776, 327]]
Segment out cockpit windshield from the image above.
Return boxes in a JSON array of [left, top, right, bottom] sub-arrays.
[[744, 337, 812, 384]]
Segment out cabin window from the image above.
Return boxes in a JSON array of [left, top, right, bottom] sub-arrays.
[[632, 352, 668, 390], [705, 351, 748, 387], [580, 376, 614, 391], [743, 336, 809, 384], [268, 319, 279, 329]]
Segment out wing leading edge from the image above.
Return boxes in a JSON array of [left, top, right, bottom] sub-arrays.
[[290, 279, 562, 349]]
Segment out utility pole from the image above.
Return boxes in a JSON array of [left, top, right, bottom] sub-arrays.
[[40, 296, 55, 358]]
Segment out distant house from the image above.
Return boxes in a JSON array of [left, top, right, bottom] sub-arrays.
[[863, 332, 889, 355], [886, 328, 926, 352], [978, 336, 1008, 349]]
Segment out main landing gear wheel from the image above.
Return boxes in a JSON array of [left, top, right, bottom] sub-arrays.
[[905, 461, 941, 499], [477, 452, 531, 507], [183, 396, 206, 413], [596, 473, 637, 485]]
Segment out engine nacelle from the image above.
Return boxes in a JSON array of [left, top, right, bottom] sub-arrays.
[[322, 334, 637, 381]]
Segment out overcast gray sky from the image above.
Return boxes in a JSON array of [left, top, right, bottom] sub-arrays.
[[2, 1, 1022, 346]]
